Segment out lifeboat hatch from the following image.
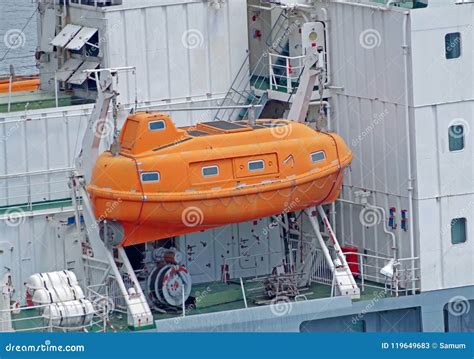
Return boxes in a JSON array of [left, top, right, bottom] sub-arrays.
[[197, 120, 252, 134], [119, 112, 185, 155], [187, 130, 209, 137]]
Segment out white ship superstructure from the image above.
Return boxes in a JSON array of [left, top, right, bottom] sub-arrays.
[[0, 0, 472, 333]]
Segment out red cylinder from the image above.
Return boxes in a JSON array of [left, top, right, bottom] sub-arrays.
[[341, 246, 360, 277]]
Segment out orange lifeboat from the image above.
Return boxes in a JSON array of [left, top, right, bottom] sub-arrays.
[[87, 112, 352, 247], [0, 75, 40, 93]]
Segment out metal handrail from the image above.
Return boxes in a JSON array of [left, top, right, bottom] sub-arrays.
[[309, 245, 420, 296], [0, 300, 108, 333], [268, 53, 305, 93]]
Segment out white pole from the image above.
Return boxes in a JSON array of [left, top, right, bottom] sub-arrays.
[[54, 74, 59, 108], [240, 278, 248, 308], [182, 288, 185, 317], [7, 75, 12, 113]]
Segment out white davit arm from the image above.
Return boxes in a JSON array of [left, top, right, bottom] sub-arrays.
[[75, 67, 135, 183], [287, 46, 324, 123]]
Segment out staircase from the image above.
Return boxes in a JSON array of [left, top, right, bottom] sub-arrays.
[[213, 11, 295, 122]]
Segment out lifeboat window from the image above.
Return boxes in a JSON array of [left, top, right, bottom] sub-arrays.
[[148, 120, 166, 131], [202, 165, 219, 177], [141, 172, 160, 182], [248, 160, 265, 171], [311, 151, 326, 163]]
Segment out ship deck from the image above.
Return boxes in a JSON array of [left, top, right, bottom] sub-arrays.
[[0, 89, 94, 113], [107, 280, 391, 332], [8, 279, 392, 333]]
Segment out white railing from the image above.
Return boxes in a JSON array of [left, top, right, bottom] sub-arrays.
[[0, 175, 72, 210], [0, 301, 108, 333], [309, 246, 421, 297], [87, 275, 139, 314], [269, 53, 305, 94]]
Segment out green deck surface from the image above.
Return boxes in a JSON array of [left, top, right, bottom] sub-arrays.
[[0, 198, 73, 215], [0, 90, 94, 113], [103, 280, 391, 333]]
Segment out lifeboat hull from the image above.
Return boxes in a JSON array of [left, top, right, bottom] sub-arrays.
[[0, 76, 40, 93], [91, 167, 345, 247], [88, 114, 352, 247]]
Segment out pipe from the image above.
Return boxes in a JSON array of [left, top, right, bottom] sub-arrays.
[[331, 0, 396, 11], [366, 204, 398, 260], [337, 198, 398, 260], [402, 11, 416, 295], [319, 7, 331, 88]]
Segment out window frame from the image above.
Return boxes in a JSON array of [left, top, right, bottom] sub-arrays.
[[448, 124, 465, 152], [451, 217, 467, 245], [148, 120, 166, 132], [248, 160, 265, 172], [140, 172, 161, 183], [202, 165, 219, 178], [311, 151, 326, 163], [445, 32, 462, 60]]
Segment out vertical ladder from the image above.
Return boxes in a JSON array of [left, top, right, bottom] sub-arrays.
[[305, 206, 360, 299]]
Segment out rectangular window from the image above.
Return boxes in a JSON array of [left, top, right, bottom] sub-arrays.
[[148, 120, 166, 131], [449, 124, 464, 151], [311, 151, 326, 163], [451, 218, 467, 244], [248, 160, 265, 171], [445, 33, 461, 59], [202, 165, 219, 177], [141, 172, 160, 182]]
